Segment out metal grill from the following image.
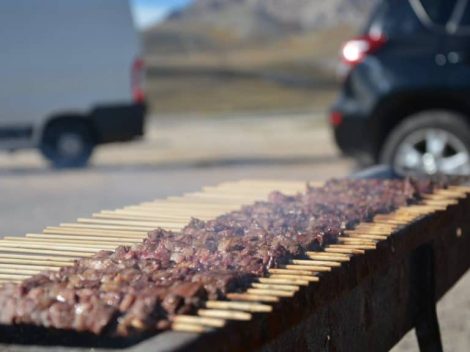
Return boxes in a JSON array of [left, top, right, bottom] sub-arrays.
[[0, 178, 469, 352]]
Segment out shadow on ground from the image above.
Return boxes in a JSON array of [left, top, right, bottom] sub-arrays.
[[0, 154, 349, 176]]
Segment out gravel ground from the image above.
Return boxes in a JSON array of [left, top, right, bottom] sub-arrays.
[[0, 112, 467, 351]]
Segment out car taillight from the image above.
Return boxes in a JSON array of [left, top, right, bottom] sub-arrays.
[[341, 34, 387, 67], [132, 57, 145, 103], [329, 111, 343, 127]]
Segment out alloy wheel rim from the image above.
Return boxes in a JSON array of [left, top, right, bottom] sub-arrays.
[[393, 128, 470, 175], [57, 133, 84, 158]]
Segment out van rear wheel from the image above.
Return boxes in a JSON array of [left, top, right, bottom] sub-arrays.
[[40, 122, 94, 168]]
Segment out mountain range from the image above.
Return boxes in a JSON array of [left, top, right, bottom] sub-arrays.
[[144, 0, 376, 54]]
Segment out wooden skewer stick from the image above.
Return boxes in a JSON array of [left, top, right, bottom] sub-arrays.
[[4, 236, 136, 246], [306, 251, 351, 258], [434, 189, 467, 198], [246, 288, 295, 297], [404, 205, 446, 212], [0, 241, 117, 251], [373, 218, 415, 224], [307, 253, 351, 262], [345, 229, 391, 236], [356, 223, 396, 230], [335, 242, 377, 249], [77, 218, 184, 229], [0, 253, 76, 261], [226, 293, 279, 303], [126, 202, 241, 210], [0, 273, 32, 280], [269, 265, 317, 277], [337, 237, 378, 244], [328, 244, 376, 250], [204, 183, 304, 190], [354, 228, 396, 234], [236, 178, 312, 185], [269, 268, 319, 275], [198, 309, 252, 321], [0, 263, 59, 271], [423, 199, 458, 206], [171, 323, 209, 333], [425, 192, 461, 199], [290, 259, 341, 267], [229, 180, 314, 189], [26, 234, 144, 243], [159, 200, 251, 208], [251, 283, 299, 292], [268, 274, 319, 283], [199, 190, 269, 197], [165, 196, 257, 204], [206, 181, 302, 188], [159, 201, 252, 209], [59, 223, 157, 232], [0, 247, 95, 257], [180, 192, 267, 200], [92, 213, 191, 224], [345, 233, 388, 240], [205, 300, 273, 313], [116, 212, 219, 220], [0, 258, 72, 266], [394, 209, 431, 216], [118, 203, 236, 211], [44, 227, 148, 237], [283, 264, 330, 272], [0, 280, 20, 284], [373, 213, 415, 220], [172, 315, 225, 328], [123, 201, 228, 210], [422, 194, 456, 201], [325, 247, 365, 254], [157, 204, 240, 213], [0, 268, 43, 275], [373, 220, 408, 226], [259, 277, 311, 286], [387, 216, 418, 222], [101, 210, 215, 219], [449, 185, 470, 193], [344, 230, 392, 240], [233, 178, 302, 187], [99, 209, 206, 218]]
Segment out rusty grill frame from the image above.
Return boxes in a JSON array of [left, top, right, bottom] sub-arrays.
[[0, 175, 469, 352]]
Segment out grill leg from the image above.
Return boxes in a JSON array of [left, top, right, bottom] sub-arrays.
[[410, 244, 443, 352]]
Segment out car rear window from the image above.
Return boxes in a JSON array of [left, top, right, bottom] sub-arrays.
[[458, 1, 470, 26], [418, 0, 458, 25], [364, 0, 424, 36]]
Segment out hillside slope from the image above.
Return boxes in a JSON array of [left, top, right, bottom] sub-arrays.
[[144, 0, 376, 54], [143, 0, 376, 114]]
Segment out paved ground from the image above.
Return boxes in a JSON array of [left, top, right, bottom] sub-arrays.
[[0, 112, 353, 236], [0, 112, 467, 350]]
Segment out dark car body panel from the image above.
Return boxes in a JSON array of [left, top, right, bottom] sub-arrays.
[[331, 0, 470, 162]]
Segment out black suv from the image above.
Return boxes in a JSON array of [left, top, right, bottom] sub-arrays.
[[331, 0, 470, 175]]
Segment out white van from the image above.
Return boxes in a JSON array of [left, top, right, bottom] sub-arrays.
[[0, 0, 146, 167]]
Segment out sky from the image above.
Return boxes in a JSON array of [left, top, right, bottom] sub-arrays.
[[131, 0, 193, 29]]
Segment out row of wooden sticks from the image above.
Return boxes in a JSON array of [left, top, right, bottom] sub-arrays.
[[0, 179, 468, 333], [173, 184, 470, 332]]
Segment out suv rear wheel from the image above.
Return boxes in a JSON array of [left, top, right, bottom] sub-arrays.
[[380, 110, 470, 175], [40, 121, 94, 168]]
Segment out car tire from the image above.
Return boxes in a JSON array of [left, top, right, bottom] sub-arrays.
[[40, 121, 94, 168], [379, 110, 470, 175]]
